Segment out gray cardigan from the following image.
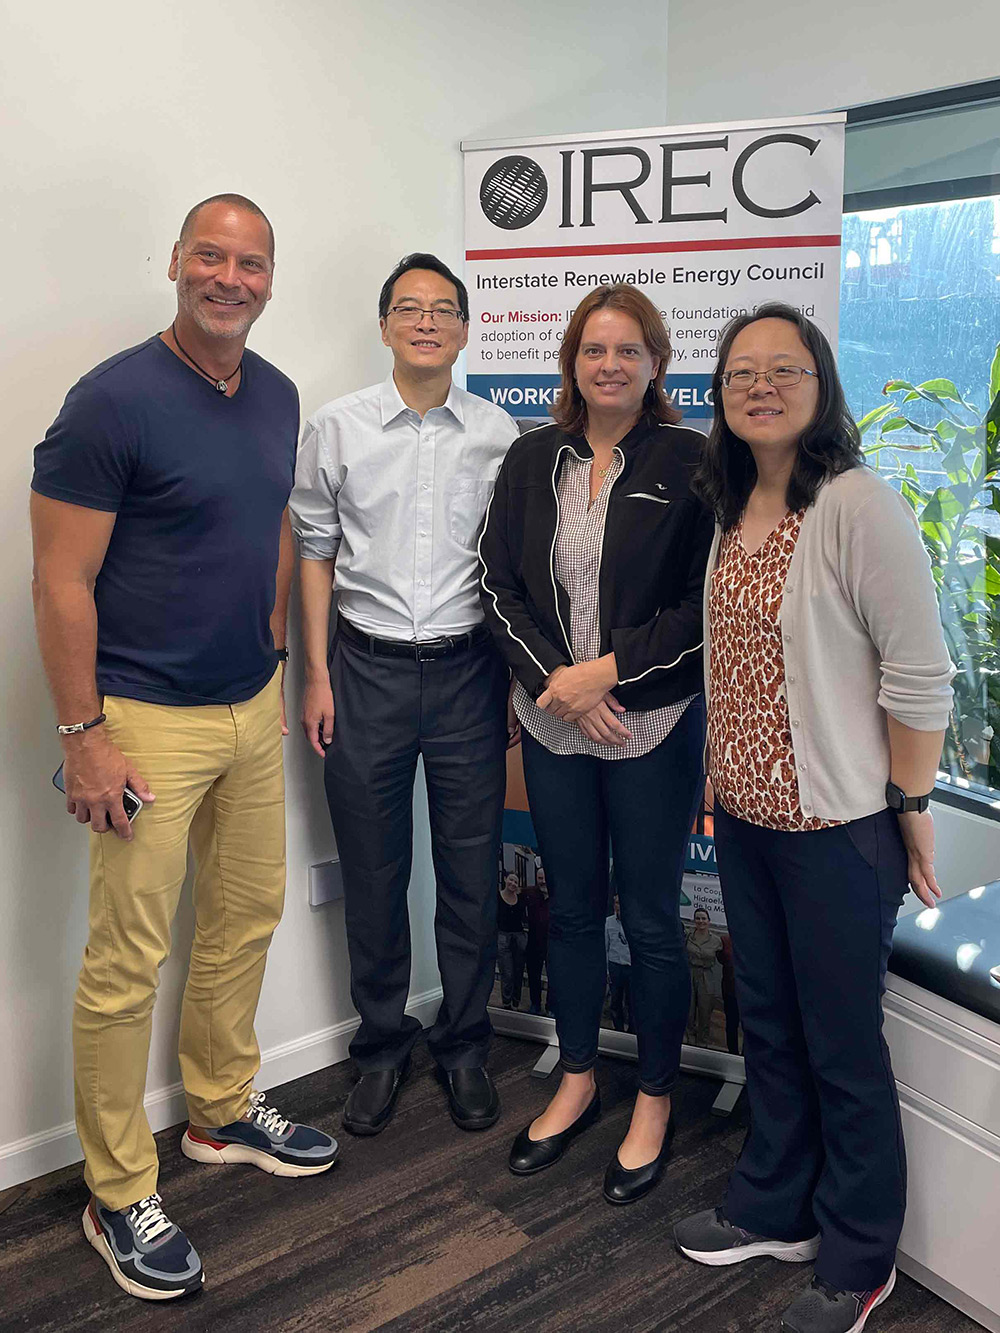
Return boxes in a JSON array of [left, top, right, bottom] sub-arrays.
[[702, 466, 956, 823]]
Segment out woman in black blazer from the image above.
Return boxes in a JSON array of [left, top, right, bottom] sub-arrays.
[[479, 283, 713, 1203]]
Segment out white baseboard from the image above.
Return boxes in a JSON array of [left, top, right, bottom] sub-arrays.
[[0, 987, 443, 1193]]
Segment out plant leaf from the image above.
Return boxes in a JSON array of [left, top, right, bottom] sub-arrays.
[[941, 437, 970, 483], [856, 402, 897, 434], [917, 377, 963, 402], [986, 388, 1000, 474], [936, 420, 958, 443]]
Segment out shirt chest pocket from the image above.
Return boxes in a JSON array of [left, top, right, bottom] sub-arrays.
[[445, 478, 494, 547]]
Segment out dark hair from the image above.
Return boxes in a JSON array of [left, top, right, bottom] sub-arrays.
[[553, 284, 681, 436], [178, 193, 274, 260], [693, 301, 863, 530], [694, 907, 710, 919], [378, 252, 469, 322]]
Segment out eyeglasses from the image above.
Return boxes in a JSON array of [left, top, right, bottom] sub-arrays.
[[721, 366, 818, 390], [387, 305, 464, 326]]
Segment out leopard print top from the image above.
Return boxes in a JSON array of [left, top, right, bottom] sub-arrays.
[[708, 510, 841, 832]]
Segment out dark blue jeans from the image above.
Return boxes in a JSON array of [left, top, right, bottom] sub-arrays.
[[520, 699, 705, 1095], [714, 801, 909, 1292]]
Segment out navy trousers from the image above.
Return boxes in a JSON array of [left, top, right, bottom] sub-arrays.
[[325, 631, 509, 1073], [519, 699, 705, 1095], [714, 802, 909, 1291]]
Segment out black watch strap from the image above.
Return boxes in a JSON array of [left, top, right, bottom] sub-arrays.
[[885, 780, 931, 813], [275, 647, 289, 663]]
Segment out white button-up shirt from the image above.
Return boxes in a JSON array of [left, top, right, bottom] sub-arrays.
[[290, 374, 518, 641]]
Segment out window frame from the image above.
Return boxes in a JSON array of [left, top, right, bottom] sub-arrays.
[[842, 79, 1000, 821]]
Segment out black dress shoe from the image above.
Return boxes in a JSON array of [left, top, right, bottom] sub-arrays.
[[439, 1066, 500, 1130], [602, 1110, 676, 1205], [509, 1087, 601, 1175], [343, 1059, 409, 1136]]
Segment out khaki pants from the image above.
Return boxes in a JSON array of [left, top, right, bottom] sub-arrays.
[[73, 670, 285, 1210]]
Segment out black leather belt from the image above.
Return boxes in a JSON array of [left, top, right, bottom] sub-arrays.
[[339, 617, 490, 661]]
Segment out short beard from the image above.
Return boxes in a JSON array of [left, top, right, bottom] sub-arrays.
[[176, 274, 259, 341]]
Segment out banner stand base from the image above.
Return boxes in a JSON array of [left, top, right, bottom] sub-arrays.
[[491, 1009, 746, 1115], [530, 1043, 561, 1079], [710, 1080, 745, 1117]]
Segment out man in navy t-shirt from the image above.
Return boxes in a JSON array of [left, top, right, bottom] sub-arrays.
[[30, 193, 338, 1303]]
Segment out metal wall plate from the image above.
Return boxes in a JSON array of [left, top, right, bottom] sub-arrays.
[[308, 859, 344, 907]]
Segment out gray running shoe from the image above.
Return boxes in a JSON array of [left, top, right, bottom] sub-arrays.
[[781, 1269, 896, 1332], [83, 1193, 203, 1301], [181, 1090, 339, 1177], [674, 1206, 820, 1266]]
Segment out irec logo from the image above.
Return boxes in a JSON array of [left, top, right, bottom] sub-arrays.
[[479, 155, 549, 230], [479, 135, 825, 231]]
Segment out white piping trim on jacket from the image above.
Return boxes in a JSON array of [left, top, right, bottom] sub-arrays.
[[477, 482, 549, 677], [617, 637, 703, 685]]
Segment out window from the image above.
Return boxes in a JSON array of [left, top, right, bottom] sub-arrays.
[[840, 82, 1000, 808]]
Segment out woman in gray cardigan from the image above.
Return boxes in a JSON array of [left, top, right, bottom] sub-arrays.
[[673, 302, 955, 1333]]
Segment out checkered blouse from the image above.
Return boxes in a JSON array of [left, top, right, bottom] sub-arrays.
[[514, 450, 695, 760]]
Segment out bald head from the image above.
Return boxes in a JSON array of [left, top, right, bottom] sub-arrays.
[[178, 193, 274, 260]]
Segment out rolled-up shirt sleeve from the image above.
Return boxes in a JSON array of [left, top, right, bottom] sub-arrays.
[[844, 483, 956, 730], [289, 416, 343, 561]]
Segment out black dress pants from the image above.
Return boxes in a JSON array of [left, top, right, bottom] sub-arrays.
[[714, 802, 909, 1292], [324, 629, 508, 1072]]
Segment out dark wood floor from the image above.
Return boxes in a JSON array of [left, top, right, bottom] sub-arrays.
[[0, 1036, 981, 1333]]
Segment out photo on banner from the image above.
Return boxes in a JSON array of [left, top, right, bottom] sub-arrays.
[[466, 116, 846, 1055], [492, 746, 739, 1055]]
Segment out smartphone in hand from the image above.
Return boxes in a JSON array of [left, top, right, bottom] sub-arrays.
[[52, 762, 144, 823]]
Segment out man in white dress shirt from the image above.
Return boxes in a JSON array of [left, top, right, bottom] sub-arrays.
[[290, 254, 519, 1135]]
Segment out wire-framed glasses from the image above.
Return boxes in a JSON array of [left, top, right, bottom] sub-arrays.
[[721, 366, 818, 390], [388, 305, 463, 326]]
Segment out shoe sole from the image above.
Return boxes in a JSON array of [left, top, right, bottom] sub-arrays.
[[82, 1207, 204, 1302], [342, 1116, 390, 1137], [789, 1267, 895, 1333], [180, 1130, 338, 1177], [603, 1175, 663, 1206], [509, 1155, 562, 1176], [450, 1107, 501, 1131], [677, 1234, 821, 1266]]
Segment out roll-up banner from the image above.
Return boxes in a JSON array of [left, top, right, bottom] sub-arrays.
[[462, 113, 846, 424], [471, 115, 845, 1053]]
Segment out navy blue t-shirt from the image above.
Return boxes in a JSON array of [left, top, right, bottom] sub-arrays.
[[32, 336, 298, 706]]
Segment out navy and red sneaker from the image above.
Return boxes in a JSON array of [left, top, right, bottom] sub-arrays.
[[82, 1194, 204, 1301], [180, 1090, 339, 1177], [781, 1268, 897, 1333]]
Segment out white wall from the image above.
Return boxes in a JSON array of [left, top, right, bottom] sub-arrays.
[[667, 0, 1000, 126], [0, 0, 669, 1187]]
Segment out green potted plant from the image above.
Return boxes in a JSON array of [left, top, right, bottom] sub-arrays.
[[857, 341, 1000, 794]]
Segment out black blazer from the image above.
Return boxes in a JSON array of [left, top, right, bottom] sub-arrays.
[[478, 413, 713, 711]]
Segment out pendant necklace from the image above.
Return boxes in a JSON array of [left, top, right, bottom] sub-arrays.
[[585, 436, 612, 477], [170, 322, 242, 393]]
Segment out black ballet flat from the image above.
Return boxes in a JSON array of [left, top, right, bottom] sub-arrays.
[[602, 1111, 676, 1205], [508, 1087, 601, 1176]]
